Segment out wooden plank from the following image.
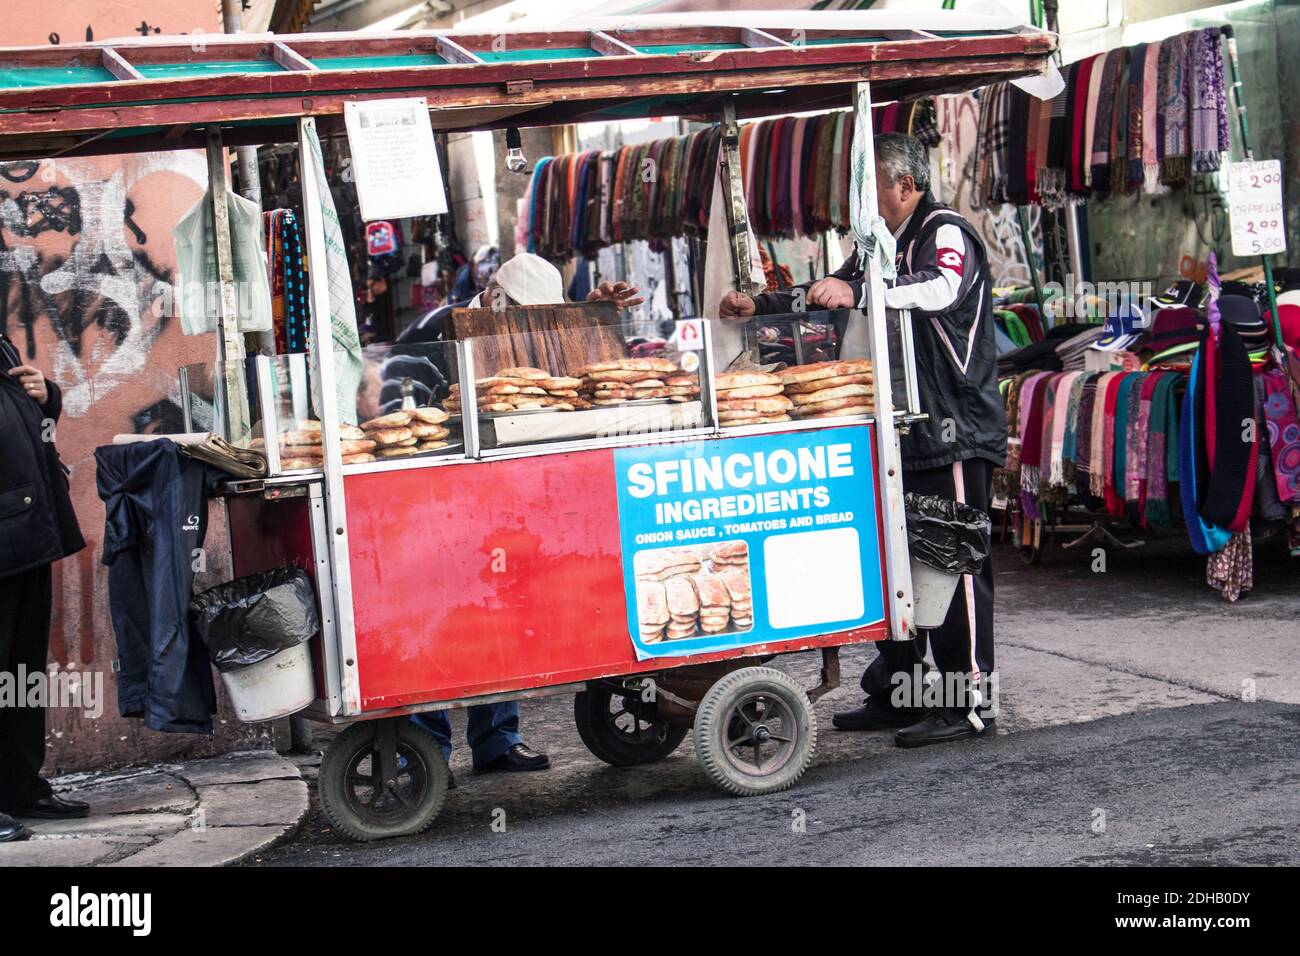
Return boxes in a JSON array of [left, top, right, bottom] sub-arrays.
[[100, 47, 143, 81], [0, 33, 1053, 117], [447, 304, 626, 379], [435, 36, 483, 65], [0, 52, 1049, 145], [741, 29, 791, 49], [589, 31, 639, 57], [272, 42, 318, 72]]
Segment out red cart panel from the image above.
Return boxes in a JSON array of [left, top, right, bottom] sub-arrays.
[[341, 429, 890, 712]]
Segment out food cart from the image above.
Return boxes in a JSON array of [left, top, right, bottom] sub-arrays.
[[0, 12, 1056, 840]]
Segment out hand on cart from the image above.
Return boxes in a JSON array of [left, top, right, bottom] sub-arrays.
[[586, 280, 645, 311]]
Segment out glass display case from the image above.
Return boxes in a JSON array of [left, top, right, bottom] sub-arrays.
[[458, 320, 709, 456], [180, 304, 921, 476], [179, 340, 464, 476]]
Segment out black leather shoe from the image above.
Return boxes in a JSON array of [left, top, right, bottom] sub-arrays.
[[11, 794, 90, 819], [895, 710, 996, 749], [832, 698, 923, 732], [475, 743, 550, 774], [0, 813, 31, 842]]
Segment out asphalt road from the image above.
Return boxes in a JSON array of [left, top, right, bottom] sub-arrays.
[[255, 534, 1300, 866]]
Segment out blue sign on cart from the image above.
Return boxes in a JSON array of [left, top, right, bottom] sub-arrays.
[[613, 428, 885, 660]]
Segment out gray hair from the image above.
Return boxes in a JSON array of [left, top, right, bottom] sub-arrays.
[[875, 133, 930, 192]]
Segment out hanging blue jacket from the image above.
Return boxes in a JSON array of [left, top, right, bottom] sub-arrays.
[[95, 440, 220, 734]]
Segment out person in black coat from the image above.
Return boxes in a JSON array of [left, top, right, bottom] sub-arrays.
[[0, 331, 90, 842]]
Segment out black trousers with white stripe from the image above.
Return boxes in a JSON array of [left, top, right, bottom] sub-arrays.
[[861, 457, 996, 712]]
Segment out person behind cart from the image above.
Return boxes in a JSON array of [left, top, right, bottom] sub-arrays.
[[407, 253, 644, 776], [0, 332, 91, 842], [384, 250, 643, 412], [718, 133, 1005, 748]]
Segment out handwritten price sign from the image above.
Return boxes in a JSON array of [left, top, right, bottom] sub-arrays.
[[1228, 160, 1286, 257]]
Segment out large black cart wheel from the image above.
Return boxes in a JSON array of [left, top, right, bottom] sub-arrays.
[[319, 718, 450, 842], [693, 666, 816, 797], [574, 684, 688, 766]]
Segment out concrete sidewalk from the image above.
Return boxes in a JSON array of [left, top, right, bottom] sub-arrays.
[[1, 750, 308, 867]]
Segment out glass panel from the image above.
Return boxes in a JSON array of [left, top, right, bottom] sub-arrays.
[[458, 318, 704, 452], [720, 306, 919, 429], [179, 339, 462, 475]]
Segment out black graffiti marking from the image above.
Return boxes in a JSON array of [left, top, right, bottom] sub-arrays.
[[1, 186, 82, 237], [47, 26, 96, 45], [0, 163, 41, 185], [123, 197, 146, 246]]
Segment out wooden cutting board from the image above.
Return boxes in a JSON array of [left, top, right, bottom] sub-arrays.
[[448, 303, 627, 377]]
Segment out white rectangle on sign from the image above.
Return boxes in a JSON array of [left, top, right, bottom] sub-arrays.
[[675, 319, 705, 351], [763, 528, 864, 629], [344, 98, 448, 222], [1228, 160, 1286, 257]]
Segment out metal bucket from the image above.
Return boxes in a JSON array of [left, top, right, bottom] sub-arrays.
[[910, 558, 961, 630], [219, 642, 314, 722]]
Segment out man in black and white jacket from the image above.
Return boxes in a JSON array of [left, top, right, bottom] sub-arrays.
[[719, 133, 1005, 748]]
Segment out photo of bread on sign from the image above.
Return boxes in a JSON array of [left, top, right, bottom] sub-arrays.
[[633, 542, 753, 643]]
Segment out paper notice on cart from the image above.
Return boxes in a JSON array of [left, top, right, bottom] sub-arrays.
[[613, 429, 886, 660], [344, 98, 448, 222], [1228, 160, 1286, 257]]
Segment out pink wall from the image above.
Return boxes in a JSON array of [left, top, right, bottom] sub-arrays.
[[0, 1, 218, 46], [2, 3, 272, 771]]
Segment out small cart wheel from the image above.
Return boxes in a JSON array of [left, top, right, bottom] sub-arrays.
[[574, 686, 688, 766], [319, 719, 449, 842], [693, 666, 816, 797]]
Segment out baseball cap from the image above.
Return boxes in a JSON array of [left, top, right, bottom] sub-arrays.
[[1149, 280, 1204, 310], [1091, 298, 1149, 351]]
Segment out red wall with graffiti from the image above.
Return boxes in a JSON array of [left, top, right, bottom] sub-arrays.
[[2, 4, 271, 771]]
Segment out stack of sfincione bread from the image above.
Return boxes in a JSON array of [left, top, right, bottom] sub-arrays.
[[714, 370, 793, 425], [574, 357, 699, 406], [358, 407, 452, 459], [445, 366, 588, 413], [779, 359, 874, 418], [269, 408, 452, 469], [274, 420, 375, 470]]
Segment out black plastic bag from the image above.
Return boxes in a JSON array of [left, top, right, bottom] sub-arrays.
[[905, 493, 992, 575], [190, 568, 319, 672]]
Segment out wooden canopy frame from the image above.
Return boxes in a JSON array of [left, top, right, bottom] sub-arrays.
[[0, 21, 1056, 161]]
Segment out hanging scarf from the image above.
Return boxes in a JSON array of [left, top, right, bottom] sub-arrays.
[[1109, 373, 1138, 515], [1090, 49, 1122, 189], [1190, 27, 1229, 173], [1129, 371, 1164, 513], [1074, 374, 1101, 484], [1070, 55, 1098, 194], [1083, 53, 1107, 190], [1142, 40, 1163, 191], [790, 117, 808, 236], [1019, 372, 1052, 518], [1181, 349, 1215, 553], [1061, 372, 1095, 486], [1126, 42, 1147, 191], [1207, 526, 1253, 602], [1159, 32, 1192, 186], [1049, 371, 1083, 486], [1262, 367, 1300, 502], [1200, 320, 1259, 531], [1089, 372, 1120, 497], [1111, 47, 1132, 196], [1145, 371, 1180, 527]]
